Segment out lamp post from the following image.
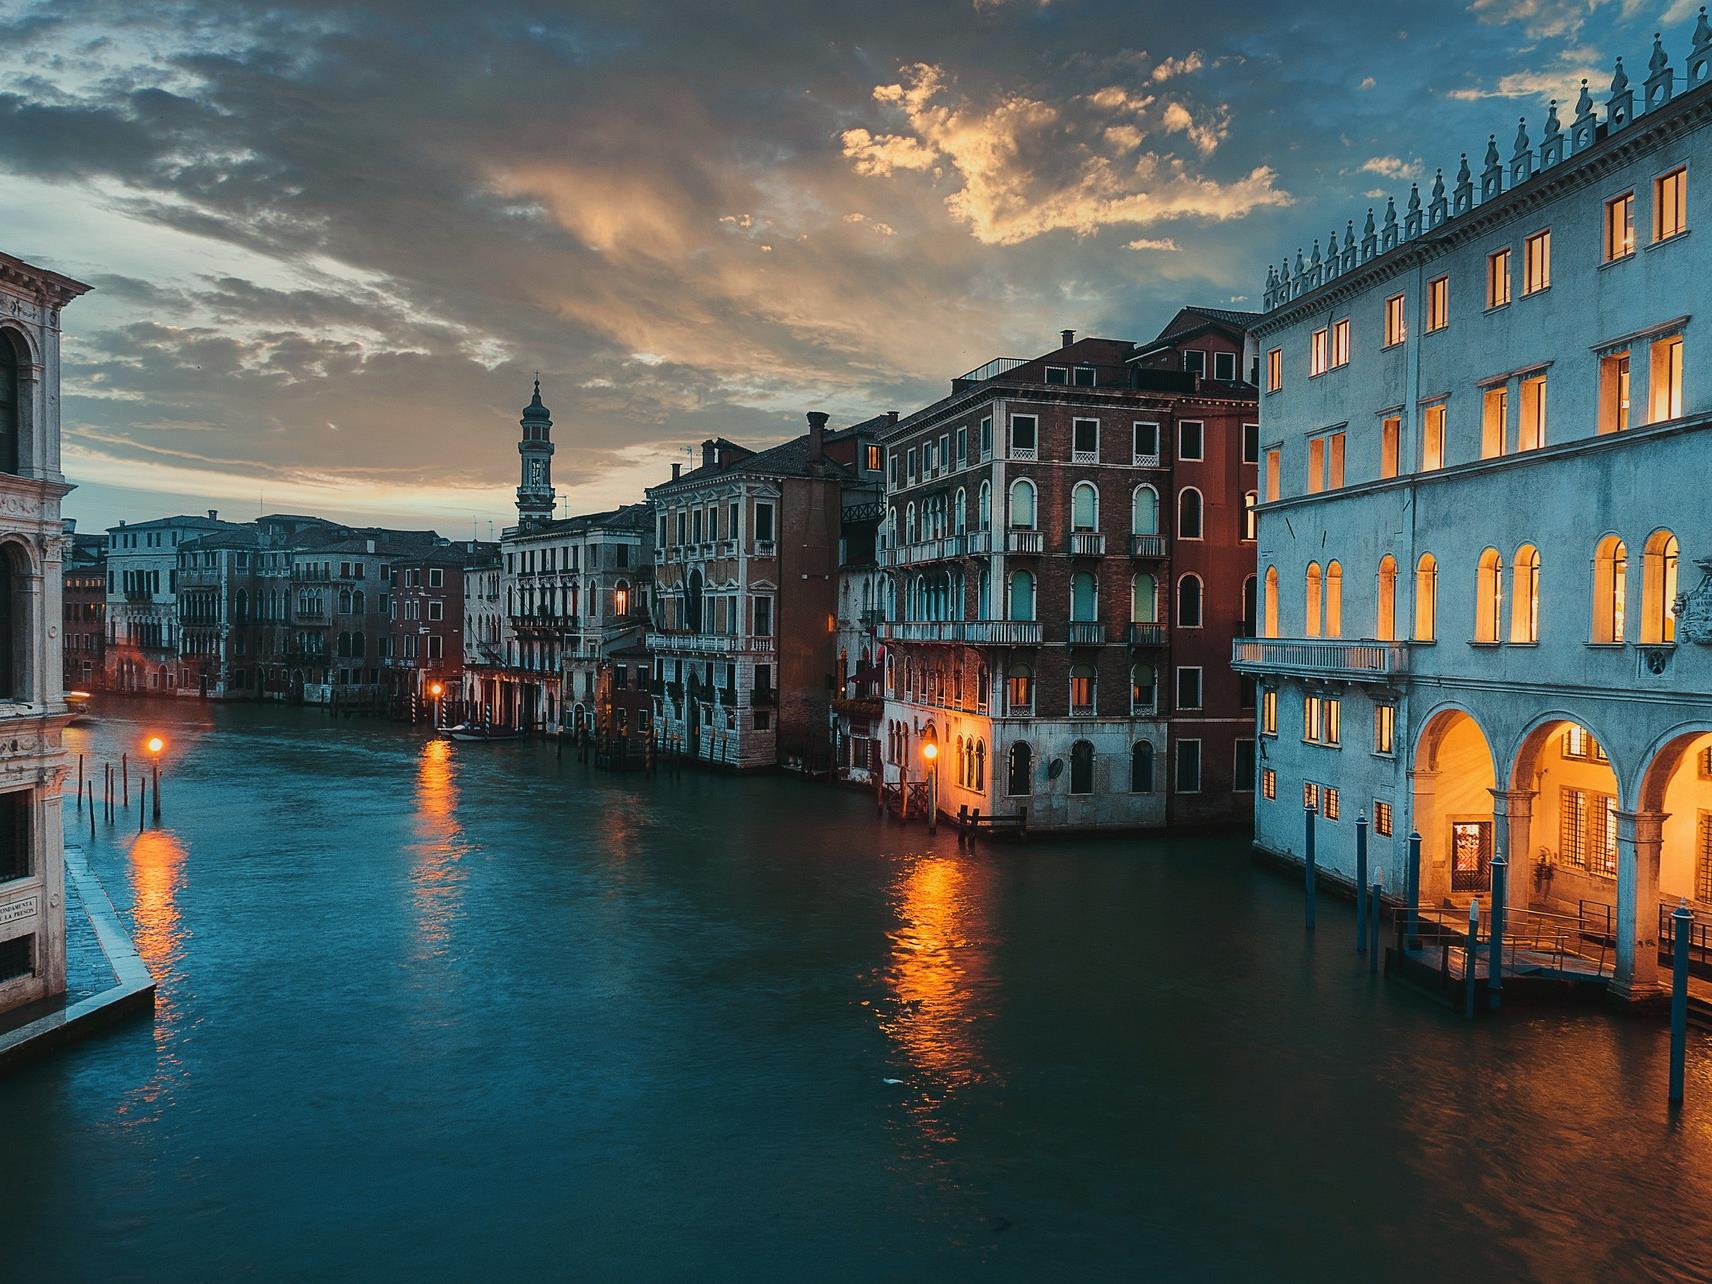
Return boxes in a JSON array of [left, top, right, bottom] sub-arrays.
[[146, 735, 164, 823], [921, 741, 938, 834], [428, 680, 444, 730]]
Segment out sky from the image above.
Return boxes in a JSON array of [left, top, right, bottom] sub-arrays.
[[0, 0, 1691, 536]]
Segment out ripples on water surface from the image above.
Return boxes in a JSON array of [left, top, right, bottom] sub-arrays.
[[3, 700, 1710, 1281]]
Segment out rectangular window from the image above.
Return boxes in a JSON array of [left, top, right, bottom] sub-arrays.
[[1426, 275, 1449, 332], [1072, 365, 1096, 387], [754, 503, 775, 543], [1697, 813, 1712, 903], [1214, 350, 1237, 382], [1655, 166, 1687, 242], [1422, 403, 1446, 471], [1523, 229, 1551, 294], [1176, 666, 1203, 710], [1073, 418, 1100, 462], [1309, 328, 1328, 376], [1482, 386, 1509, 459], [1307, 437, 1325, 494], [1375, 800, 1394, 837], [1324, 787, 1340, 821], [938, 434, 950, 470], [1234, 738, 1256, 790], [955, 427, 967, 465], [1303, 695, 1322, 744], [1176, 740, 1202, 793], [1518, 373, 1547, 451], [1650, 334, 1684, 422], [1331, 318, 1350, 368], [906, 448, 917, 483], [980, 417, 992, 457], [1044, 366, 1068, 385], [1009, 415, 1038, 459], [1599, 352, 1632, 434], [1324, 699, 1341, 746], [1262, 767, 1277, 800], [1381, 416, 1401, 479], [1384, 294, 1406, 346], [1266, 347, 1282, 392], [1134, 421, 1160, 464], [1261, 688, 1277, 735], [1605, 191, 1635, 261], [866, 443, 882, 473], [1265, 448, 1281, 502], [1374, 704, 1396, 755], [1177, 420, 1203, 462], [0, 933, 32, 983], [0, 790, 30, 882], [1183, 349, 1206, 376], [1242, 423, 1259, 465], [1327, 432, 1345, 489], [1487, 248, 1512, 308], [427, 600, 444, 621], [890, 452, 901, 488], [1303, 781, 1320, 812]]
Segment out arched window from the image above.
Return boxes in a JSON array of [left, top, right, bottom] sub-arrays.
[[1007, 741, 1033, 795], [686, 569, 704, 633], [1324, 561, 1343, 638], [0, 330, 21, 475], [954, 487, 967, 534], [1510, 545, 1540, 643], [974, 740, 986, 791], [614, 578, 630, 617], [1131, 662, 1156, 711], [1178, 487, 1203, 539], [1070, 740, 1095, 794], [1376, 556, 1398, 642], [1008, 569, 1035, 621], [1243, 491, 1258, 541], [1131, 484, 1159, 535], [1642, 530, 1680, 643], [1132, 572, 1157, 622], [1241, 575, 1257, 637], [1008, 478, 1036, 528], [1071, 482, 1099, 531], [338, 588, 353, 615], [887, 507, 897, 548], [1592, 535, 1628, 643], [1006, 662, 1032, 714], [1071, 571, 1098, 621], [234, 588, 249, 623], [905, 502, 917, 543], [1131, 740, 1154, 793], [1414, 554, 1438, 642], [1177, 574, 1203, 628], [352, 589, 365, 615], [977, 565, 991, 618], [1475, 547, 1503, 643], [978, 481, 991, 531], [1305, 562, 1323, 637], [1264, 566, 1279, 638]]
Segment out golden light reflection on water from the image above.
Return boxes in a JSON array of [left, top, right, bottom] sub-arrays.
[[879, 854, 995, 1146], [411, 738, 467, 957], [119, 827, 189, 1121]]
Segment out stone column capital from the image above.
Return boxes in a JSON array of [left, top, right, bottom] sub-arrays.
[[1615, 807, 1669, 845], [1489, 787, 1537, 817]]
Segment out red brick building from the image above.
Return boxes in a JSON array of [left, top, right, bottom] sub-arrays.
[[62, 527, 105, 693], [384, 542, 474, 714], [878, 313, 1260, 830]]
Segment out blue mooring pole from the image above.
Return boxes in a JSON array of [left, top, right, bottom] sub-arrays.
[[1369, 870, 1382, 975], [1304, 802, 1317, 932], [1487, 852, 1507, 1011], [1355, 813, 1369, 955], [1406, 831, 1423, 949], [1464, 898, 1480, 1020], [1670, 899, 1692, 1106]]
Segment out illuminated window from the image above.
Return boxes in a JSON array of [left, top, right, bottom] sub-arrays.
[[1649, 334, 1683, 422], [1330, 318, 1350, 368], [1422, 403, 1446, 470], [1303, 781, 1321, 812], [1303, 695, 1321, 743], [1324, 787, 1340, 820], [1642, 530, 1680, 644], [1374, 704, 1396, 755], [1325, 561, 1343, 638], [1414, 553, 1438, 642], [1263, 566, 1279, 638], [1243, 492, 1257, 541], [1487, 248, 1511, 308], [1375, 800, 1394, 836], [1326, 432, 1345, 488], [1523, 229, 1551, 294], [1654, 166, 1687, 242], [1592, 535, 1628, 643], [1307, 437, 1324, 494], [1383, 294, 1406, 346], [1376, 555, 1398, 641], [1265, 448, 1281, 502], [1310, 328, 1329, 376], [1481, 386, 1508, 459], [1426, 276, 1449, 332], [1518, 373, 1546, 451], [1261, 768, 1277, 800], [1380, 416, 1400, 478], [1267, 347, 1282, 392], [1305, 562, 1323, 637], [1605, 191, 1634, 261], [1475, 547, 1503, 643], [1261, 688, 1277, 736], [1599, 352, 1631, 434], [1510, 545, 1540, 643]]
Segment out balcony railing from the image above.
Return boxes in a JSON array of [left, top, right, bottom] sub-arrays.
[[1069, 532, 1106, 557], [1006, 529, 1044, 554], [879, 620, 962, 643], [754, 539, 776, 558], [1231, 637, 1409, 680], [1067, 621, 1106, 646], [645, 632, 776, 654], [1129, 622, 1166, 646], [1071, 449, 1099, 465], [961, 620, 1043, 645], [957, 355, 1027, 383], [1133, 452, 1162, 468], [965, 530, 992, 555], [1130, 534, 1167, 558]]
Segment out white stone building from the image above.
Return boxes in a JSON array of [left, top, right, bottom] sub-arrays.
[[0, 249, 89, 1014], [105, 511, 239, 693], [1238, 23, 1712, 999]]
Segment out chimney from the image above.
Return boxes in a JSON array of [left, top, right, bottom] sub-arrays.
[[701, 439, 716, 470], [886, 411, 899, 426], [672, 462, 682, 481], [1060, 329, 1075, 348], [208, 508, 218, 520], [806, 411, 829, 463]]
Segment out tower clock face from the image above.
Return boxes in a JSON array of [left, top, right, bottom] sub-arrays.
[[528, 460, 545, 485]]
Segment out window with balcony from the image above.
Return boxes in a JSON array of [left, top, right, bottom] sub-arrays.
[[1072, 482, 1099, 533], [1487, 248, 1511, 308], [1176, 574, 1203, 628], [1654, 166, 1687, 242], [1131, 662, 1156, 712], [1133, 421, 1160, 464], [1422, 403, 1446, 470], [1266, 347, 1282, 392], [1305, 561, 1322, 637], [1649, 334, 1684, 422], [754, 502, 775, 544], [1263, 565, 1279, 638], [978, 481, 991, 531], [1642, 529, 1680, 644], [1010, 415, 1038, 459], [1376, 555, 1398, 641], [1330, 318, 1350, 368], [1008, 478, 1036, 529], [1605, 191, 1635, 261], [1071, 571, 1098, 623], [1008, 569, 1036, 621], [1131, 484, 1159, 537], [1132, 572, 1157, 624], [1427, 275, 1449, 332], [1598, 351, 1631, 434], [1523, 229, 1551, 294], [1324, 561, 1343, 637], [1073, 418, 1100, 462]]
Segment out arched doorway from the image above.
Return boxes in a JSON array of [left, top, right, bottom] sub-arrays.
[[1006, 741, 1032, 798], [1413, 707, 1497, 903], [1509, 717, 1623, 914]]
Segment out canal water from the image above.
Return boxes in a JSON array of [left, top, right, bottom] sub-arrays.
[[3, 701, 1710, 1280]]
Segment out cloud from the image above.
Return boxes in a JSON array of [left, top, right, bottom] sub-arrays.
[[1360, 155, 1419, 179], [1151, 52, 1204, 82], [1466, 0, 1638, 40], [1123, 237, 1181, 251]]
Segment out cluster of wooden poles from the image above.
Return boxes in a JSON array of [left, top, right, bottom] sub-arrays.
[[73, 752, 162, 837]]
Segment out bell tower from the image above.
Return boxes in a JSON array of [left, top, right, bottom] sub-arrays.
[[516, 377, 556, 525]]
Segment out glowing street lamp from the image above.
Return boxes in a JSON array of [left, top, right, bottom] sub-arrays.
[[146, 734, 164, 823], [921, 740, 938, 833], [427, 680, 445, 730]]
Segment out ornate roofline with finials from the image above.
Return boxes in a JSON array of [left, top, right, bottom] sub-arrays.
[[1259, 12, 1712, 334]]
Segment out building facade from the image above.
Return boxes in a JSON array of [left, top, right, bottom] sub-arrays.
[[877, 325, 1259, 830], [1238, 24, 1712, 998], [105, 512, 239, 693], [62, 521, 105, 692], [0, 249, 89, 1014], [383, 542, 479, 714]]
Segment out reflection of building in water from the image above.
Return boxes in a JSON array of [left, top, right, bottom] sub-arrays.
[[0, 248, 90, 1019], [880, 855, 995, 1144], [1239, 22, 1712, 1000], [410, 738, 466, 955]]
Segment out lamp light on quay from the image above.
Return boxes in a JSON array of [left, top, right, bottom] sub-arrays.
[[428, 681, 444, 698]]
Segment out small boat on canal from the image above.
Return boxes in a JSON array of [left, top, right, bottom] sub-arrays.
[[443, 722, 524, 743], [64, 690, 94, 724]]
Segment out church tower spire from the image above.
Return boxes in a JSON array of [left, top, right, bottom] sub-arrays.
[[516, 376, 556, 525]]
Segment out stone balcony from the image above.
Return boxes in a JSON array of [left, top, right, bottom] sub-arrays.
[[1066, 621, 1106, 646], [878, 620, 963, 643], [646, 631, 776, 654], [1130, 534, 1167, 558], [960, 620, 1043, 645], [1230, 637, 1410, 682], [1069, 532, 1106, 557], [1006, 529, 1044, 554]]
